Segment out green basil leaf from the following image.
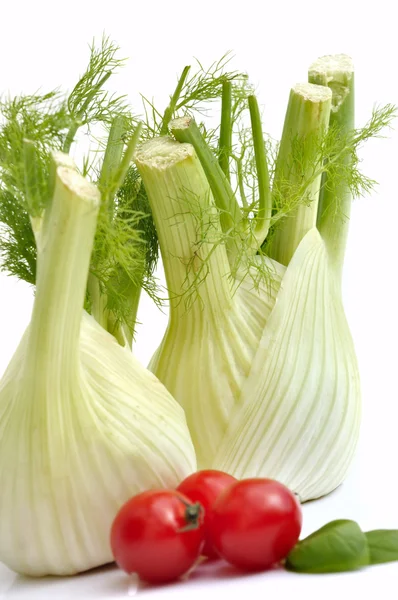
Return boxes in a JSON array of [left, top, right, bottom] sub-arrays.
[[365, 530, 398, 565], [285, 519, 370, 573]]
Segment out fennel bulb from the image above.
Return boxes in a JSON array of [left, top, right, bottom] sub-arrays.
[[136, 54, 395, 501], [0, 164, 196, 576]]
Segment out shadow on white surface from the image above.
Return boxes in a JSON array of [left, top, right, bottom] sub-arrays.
[[0, 563, 137, 599], [0, 559, 268, 599]]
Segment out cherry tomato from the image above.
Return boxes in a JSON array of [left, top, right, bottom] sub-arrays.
[[207, 478, 302, 571], [177, 469, 237, 559], [110, 489, 205, 583]]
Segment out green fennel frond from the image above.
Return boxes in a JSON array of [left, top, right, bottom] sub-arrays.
[[174, 53, 249, 115], [90, 206, 146, 329], [82, 118, 160, 337], [263, 104, 398, 242], [0, 38, 142, 291], [63, 35, 133, 152], [0, 91, 68, 210], [0, 90, 70, 281], [167, 101, 396, 303], [0, 39, 157, 342], [142, 53, 252, 140], [93, 163, 161, 334], [0, 189, 37, 284], [317, 103, 398, 219], [116, 165, 159, 276]]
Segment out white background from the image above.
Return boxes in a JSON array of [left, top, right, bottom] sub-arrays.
[[0, 0, 397, 597]]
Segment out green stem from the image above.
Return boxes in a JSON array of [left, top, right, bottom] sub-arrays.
[[129, 283, 142, 324], [105, 270, 144, 349], [248, 95, 272, 248], [23, 139, 44, 248], [106, 313, 130, 347], [22, 139, 42, 217], [87, 116, 126, 331], [99, 120, 143, 208], [269, 83, 332, 266], [62, 71, 112, 153], [170, 116, 241, 262], [27, 167, 100, 378], [160, 65, 191, 135], [125, 281, 142, 346], [93, 121, 143, 343], [111, 275, 144, 349], [87, 271, 107, 329], [135, 137, 233, 318], [111, 123, 143, 195], [235, 151, 248, 208], [218, 81, 232, 180], [309, 54, 354, 277], [99, 115, 127, 214]]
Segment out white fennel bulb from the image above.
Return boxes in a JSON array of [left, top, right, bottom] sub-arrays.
[[135, 54, 393, 501], [136, 138, 285, 469], [136, 135, 358, 502], [0, 165, 196, 576], [213, 227, 360, 500]]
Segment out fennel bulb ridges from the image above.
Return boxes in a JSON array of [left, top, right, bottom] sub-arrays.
[[213, 228, 361, 500], [136, 138, 284, 468], [0, 164, 196, 576], [138, 135, 361, 498]]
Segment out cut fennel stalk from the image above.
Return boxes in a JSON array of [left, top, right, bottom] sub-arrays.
[[134, 54, 373, 501], [0, 163, 196, 576]]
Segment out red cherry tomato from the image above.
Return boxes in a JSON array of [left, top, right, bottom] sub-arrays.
[[207, 478, 302, 571], [110, 490, 205, 583], [177, 469, 237, 559]]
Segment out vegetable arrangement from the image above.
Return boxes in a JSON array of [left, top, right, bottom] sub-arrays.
[[136, 55, 395, 502], [0, 37, 396, 580], [111, 472, 303, 583], [111, 470, 398, 584]]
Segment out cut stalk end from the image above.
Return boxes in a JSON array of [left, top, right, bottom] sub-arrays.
[[309, 55, 354, 114], [56, 166, 101, 210], [292, 82, 333, 103], [308, 54, 355, 274], [135, 136, 232, 316], [170, 116, 241, 264], [135, 136, 195, 169], [269, 83, 332, 266]]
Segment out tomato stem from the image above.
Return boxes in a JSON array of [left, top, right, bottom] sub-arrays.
[[178, 501, 204, 533]]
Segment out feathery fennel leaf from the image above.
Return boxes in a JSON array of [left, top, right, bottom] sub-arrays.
[[318, 103, 398, 215], [116, 165, 159, 277], [0, 38, 159, 342], [63, 35, 134, 153], [0, 190, 37, 284], [0, 91, 68, 281], [142, 52, 252, 141]]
